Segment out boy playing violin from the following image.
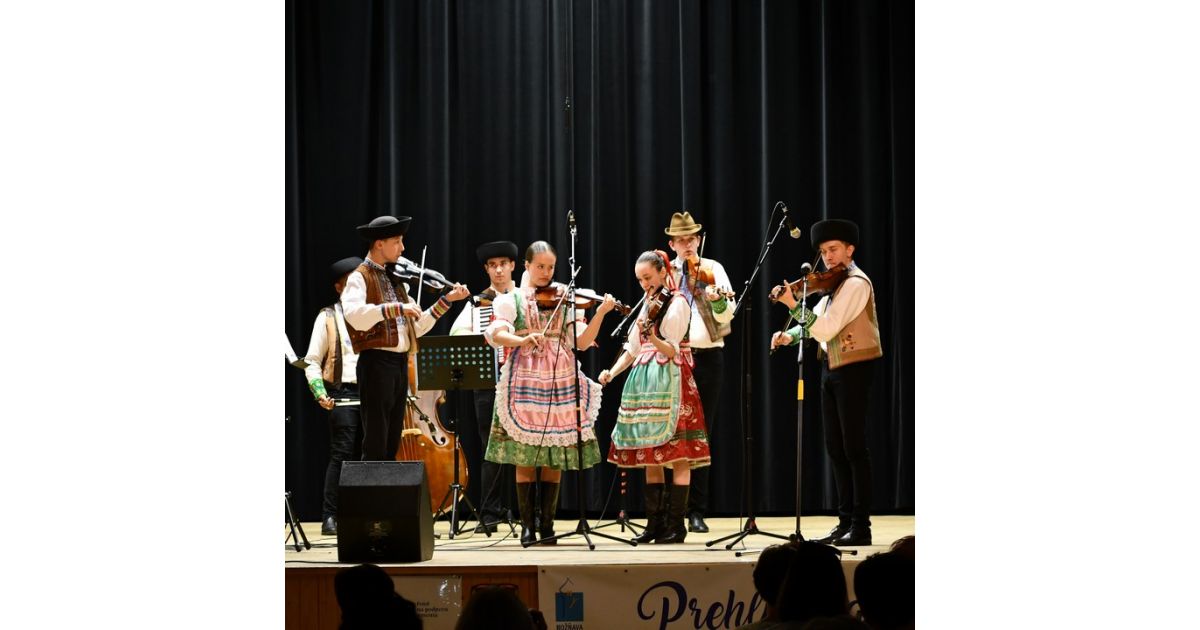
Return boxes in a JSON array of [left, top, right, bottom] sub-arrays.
[[666, 211, 735, 533], [770, 219, 882, 546], [342, 215, 470, 461]]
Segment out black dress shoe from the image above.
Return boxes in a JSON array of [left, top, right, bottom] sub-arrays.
[[687, 512, 709, 533], [832, 527, 871, 547], [813, 523, 851, 544], [321, 516, 337, 536]]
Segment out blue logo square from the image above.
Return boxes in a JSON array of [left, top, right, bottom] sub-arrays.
[[555, 591, 583, 621]]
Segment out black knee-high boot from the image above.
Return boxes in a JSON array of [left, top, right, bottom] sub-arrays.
[[632, 483, 666, 544], [515, 482, 537, 546], [656, 484, 689, 544], [538, 482, 560, 544]]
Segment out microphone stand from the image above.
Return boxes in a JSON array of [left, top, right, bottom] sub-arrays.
[[592, 321, 647, 538], [787, 276, 811, 543], [533, 213, 635, 549], [706, 204, 793, 549]]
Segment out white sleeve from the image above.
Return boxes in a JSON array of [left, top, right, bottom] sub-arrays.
[[659, 295, 690, 353], [710, 260, 736, 324], [341, 271, 384, 331], [484, 293, 518, 348], [411, 293, 440, 337], [449, 302, 475, 336], [302, 311, 329, 386], [808, 278, 869, 343]]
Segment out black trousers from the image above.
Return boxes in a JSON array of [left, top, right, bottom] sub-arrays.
[[322, 384, 362, 519], [473, 389, 514, 518], [687, 347, 724, 515], [357, 349, 409, 461], [820, 359, 876, 527]]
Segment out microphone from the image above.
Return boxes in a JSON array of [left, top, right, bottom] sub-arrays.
[[568, 209, 576, 231], [780, 203, 802, 239], [800, 262, 813, 274]]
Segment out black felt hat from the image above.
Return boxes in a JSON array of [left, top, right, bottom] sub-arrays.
[[330, 256, 363, 283], [356, 215, 411, 241], [810, 219, 859, 248], [476, 240, 519, 264]]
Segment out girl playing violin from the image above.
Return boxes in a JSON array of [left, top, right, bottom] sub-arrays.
[[482, 240, 617, 545], [599, 250, 711, 544]]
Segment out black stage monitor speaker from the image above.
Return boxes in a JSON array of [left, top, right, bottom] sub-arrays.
[[338, 461, 434, 563]]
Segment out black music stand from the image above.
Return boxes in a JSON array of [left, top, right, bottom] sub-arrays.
[[417, 334, 496, 539]]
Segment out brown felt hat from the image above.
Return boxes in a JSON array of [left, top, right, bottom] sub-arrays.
[[664, 211, 702, 236]]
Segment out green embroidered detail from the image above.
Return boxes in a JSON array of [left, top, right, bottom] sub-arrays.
[[710, 295, 728, 314], [308, 378, 328, 400], [484, 411, 601, 469], [512, 292, 527, 331], [785, 307, 816, 340]]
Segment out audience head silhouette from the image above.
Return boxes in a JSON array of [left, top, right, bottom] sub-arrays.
[[853, 551, 914, 630], [455, 586, 536, 630], [775, 542, 849, 624], [334, 564, 422, 630]]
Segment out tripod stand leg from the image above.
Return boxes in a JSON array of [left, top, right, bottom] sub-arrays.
[[452, 488, 488, 537], [435, 483, 490, 539], [588, 469, 646, 536], [704, 305, 789, 549], [284, 492, 311, 551], [705, 517, 792, 549]]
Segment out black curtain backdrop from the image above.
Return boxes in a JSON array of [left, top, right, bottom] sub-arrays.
[[286, 0, 913, 521]]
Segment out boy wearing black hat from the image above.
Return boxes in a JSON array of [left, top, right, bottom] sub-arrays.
[[342, 215, 470, 460], [448, 240, 520, 533], [771, 219, 882, 546], [303, 257, 366, 535]]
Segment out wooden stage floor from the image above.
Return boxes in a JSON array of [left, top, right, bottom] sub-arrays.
[[285, 514, 914, 567]]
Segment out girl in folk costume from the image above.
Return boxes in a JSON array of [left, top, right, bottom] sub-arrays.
[[483, 241, 617, 545], [599, 250, 711, 544]]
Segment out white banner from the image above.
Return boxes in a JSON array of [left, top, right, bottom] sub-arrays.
[[391, 575, 462, 630], [538, 564, 768, 630]]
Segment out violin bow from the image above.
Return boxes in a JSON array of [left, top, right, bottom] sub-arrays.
[[610, 292, 646, 338], [416, 246, 428, 306], [410, 247, 429, 390]]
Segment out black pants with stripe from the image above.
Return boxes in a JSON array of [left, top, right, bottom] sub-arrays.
[[322, 384, 361, 518]]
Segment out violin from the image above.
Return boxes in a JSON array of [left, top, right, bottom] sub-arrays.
[[470, 287, 498, 307], [768, 263, 850, 303], [388, 258, 460, 295], [532, 283, 633, 316], [639, 285, 675, 336], [683, 256, 736, 301]]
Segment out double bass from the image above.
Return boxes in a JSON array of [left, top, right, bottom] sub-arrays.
[[396, 355, 468, 515], [390, 251, 469, 515]]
